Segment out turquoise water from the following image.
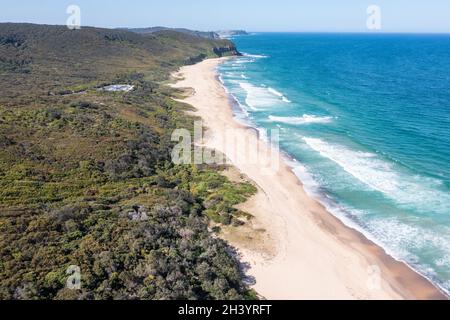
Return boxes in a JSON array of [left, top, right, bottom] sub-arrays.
[[218, 33, 450, 294]]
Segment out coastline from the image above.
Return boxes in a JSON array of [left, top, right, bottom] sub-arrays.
[[171, 57, 447, 300]]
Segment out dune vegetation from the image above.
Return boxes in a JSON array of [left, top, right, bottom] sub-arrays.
[[0, 23, 257, 300]]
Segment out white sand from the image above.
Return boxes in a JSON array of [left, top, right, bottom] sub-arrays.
[[171, 58, 445, 300]]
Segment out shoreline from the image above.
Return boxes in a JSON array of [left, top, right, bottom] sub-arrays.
[[222, 80, 450, 297], [171, 57, 447, 300]]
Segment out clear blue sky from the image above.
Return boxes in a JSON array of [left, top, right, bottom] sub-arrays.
[[1, 0, 450, 33]]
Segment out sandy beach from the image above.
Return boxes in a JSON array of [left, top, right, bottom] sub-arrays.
[[171, 57, 446, 300]]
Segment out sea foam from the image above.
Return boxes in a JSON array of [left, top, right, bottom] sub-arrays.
[[239, 82, 291, 109], [288, 142, 450, 294], [269, 115, 333, 125], [241, 52, 269, 58], [218, 33, 450, 296], [302, 137, 449, 215]]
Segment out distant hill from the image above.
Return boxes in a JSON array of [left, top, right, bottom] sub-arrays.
[[216, 30, 249, 38], [124, 27, 249, 39], [122, 26, 221, 40]]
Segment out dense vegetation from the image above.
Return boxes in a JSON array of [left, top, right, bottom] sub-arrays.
[[124, 27, 221, 40], [0, 23, 257, 300], [124, 27, 249, 40]]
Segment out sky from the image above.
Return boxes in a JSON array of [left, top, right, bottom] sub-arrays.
[[1, 0, 450, 33]]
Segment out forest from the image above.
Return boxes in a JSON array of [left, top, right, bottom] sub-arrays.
[[0, 23, 257, 300]]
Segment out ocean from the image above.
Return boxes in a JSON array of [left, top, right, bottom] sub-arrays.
[[218, 33, 450, 294]]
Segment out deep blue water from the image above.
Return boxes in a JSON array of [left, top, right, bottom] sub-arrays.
[[218, 33, 450, 294]]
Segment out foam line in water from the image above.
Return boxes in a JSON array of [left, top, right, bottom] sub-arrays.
[[302, 137, 450, 215], [241, 52, 269, 58], [269, 115, 333, 125], [286, 157, 450, 295], [239, 82, 291, 109], [366, 217, 450, 294], [234, 58, 255, 64], [239, 82, 284, 109], [267, 87, 291, 103]]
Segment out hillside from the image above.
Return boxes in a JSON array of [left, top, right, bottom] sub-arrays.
[[0, 23, 238, 100], [124, 27, 249, 40], [123, 26, 221, 40], [0, 23, 256, 300]]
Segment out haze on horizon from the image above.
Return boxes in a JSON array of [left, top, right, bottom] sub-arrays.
[[1, 0, 450, 33]]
